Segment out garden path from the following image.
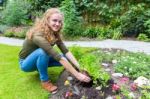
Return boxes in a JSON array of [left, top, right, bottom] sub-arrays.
[[0, 36, 150, 55]]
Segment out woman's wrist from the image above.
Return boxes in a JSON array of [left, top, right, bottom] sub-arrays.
[[74, 72, 79, 78]]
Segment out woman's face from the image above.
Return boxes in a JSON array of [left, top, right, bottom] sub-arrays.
[[48, 13, 63, 32]]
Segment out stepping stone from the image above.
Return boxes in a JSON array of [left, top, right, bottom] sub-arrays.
[[112, 73, 123, 78]]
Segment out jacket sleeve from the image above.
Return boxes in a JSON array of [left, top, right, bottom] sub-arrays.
[[32, 34, 62, 61], [56, 35, 69, 54]]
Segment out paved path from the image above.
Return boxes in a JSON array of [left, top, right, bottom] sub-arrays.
[[0, 36, 150, 55]]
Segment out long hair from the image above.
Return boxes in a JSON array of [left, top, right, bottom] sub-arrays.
[[26, 8, 63, 42]]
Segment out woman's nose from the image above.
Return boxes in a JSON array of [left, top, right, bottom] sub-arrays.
[[56, 21, 60, 25]]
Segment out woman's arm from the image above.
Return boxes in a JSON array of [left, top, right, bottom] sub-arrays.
[[65, 51, 80, 69], [59, 57, 91, 82]]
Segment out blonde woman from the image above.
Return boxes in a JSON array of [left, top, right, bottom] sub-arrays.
[[19, 8, 91, 94]]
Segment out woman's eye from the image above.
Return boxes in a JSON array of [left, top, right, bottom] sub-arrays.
[[53, 19, 57, 22]]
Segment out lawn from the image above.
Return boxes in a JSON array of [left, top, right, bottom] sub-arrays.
[[0, 44, 63, 99]]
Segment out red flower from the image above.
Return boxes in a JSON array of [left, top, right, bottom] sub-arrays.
[[112, 84, 120, 91]]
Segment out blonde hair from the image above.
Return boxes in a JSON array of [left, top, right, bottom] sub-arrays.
[[26, 8, 63, 42]]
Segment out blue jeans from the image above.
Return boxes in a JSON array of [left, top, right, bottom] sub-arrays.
[[19, 48, 62, 81]]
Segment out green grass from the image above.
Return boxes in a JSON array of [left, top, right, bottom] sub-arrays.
[[0, 44, 63, 99]]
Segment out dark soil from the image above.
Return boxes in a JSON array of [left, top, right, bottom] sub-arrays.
[[49, 70, 114, 99]]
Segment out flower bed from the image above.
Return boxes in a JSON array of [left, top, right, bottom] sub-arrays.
[[49, 48, 150, 99]]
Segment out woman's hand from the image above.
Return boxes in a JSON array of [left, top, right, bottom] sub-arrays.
[[75, 72, 91, 82]]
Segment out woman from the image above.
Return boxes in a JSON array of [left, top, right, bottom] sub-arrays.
[[19, 8, 91, 94]]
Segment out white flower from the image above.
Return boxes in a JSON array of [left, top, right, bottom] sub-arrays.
[[129, 68, 132, 71], [128, 92, 135, 98], [125, 72, 128, 75], [112, 60, 117, 64], [133, 61, 136, 63]]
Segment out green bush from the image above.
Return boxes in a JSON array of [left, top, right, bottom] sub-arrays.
[[0, 24, 10, 33], [137, 33, 149, 41], [60, 0, 83, 37], [1, 0, 30, 26], [3, 27, 28, 38], [144, 17, 150, 37], [82, 26, 100, 38], [4, 31, 14, 37], [14, 31, 26, 38], [112, 28, 122, 40], [120, 3, 146, 37], [97, 26, 112, 39], [27, 0, 63, 12]]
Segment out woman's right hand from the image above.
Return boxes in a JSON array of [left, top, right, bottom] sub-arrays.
[[76, 72, 91, 82]]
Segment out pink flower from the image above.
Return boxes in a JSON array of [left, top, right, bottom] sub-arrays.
[[112, 84, 120, 91], [65, 91, 73, 98], [119, 77, 129, 83], [130, 83, 137, 91]]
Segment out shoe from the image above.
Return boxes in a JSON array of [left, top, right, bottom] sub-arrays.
[[41, 81, 58, 94]]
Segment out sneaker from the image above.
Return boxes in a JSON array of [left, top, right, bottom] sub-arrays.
[[41, 81, 58, 94]]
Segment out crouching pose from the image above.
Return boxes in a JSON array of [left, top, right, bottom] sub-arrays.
[[19, 8, 91, 94]]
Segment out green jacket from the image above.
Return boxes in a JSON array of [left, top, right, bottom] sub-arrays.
[[19, 32, 68, 61]]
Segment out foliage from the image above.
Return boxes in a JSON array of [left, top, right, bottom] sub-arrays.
[[82, 26, 100, 38], [70, 46, 110, 86], [0, 24, 10, 33], [3, 27, 28, 38], [70, 46, 97, 60], [144, 15, 150, 37], [119, 3, 146, 37], [27, 0, 64, 12], [79, 53, 110, 86], [137, 33, 150, 42], [114, 52, 150, 79], [97, 26, 111, 39], [1, 0, 30, 26], [111, 28, 122, 40], [95, 49, 150, 79], [141, 87, 150, 99], [60, 0, 83, 37], [73, 1, 150, 39], [69, 46, 85, 61]]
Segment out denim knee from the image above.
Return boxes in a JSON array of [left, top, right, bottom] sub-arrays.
[[37, 48, 49, 58], [19, 59, 36, 72]]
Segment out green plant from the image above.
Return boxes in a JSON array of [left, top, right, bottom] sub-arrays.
[[114, 52, 150, 79], [4, 31, 14, 37], [1, 0, 30, 26], [97, 26, 111, 40], [137, 33, 149, 41], [112, 28, 122, 40], [120, 3, 146, 37], [69, 46, 85, 61], [14, 31, 26, 38], [60, 0, 83, 37], [0, 24, 10, 33], [82, 26, 100, 38], [70, 46, 97, 61], [27, 0, 63, 12], [141, 88, 150, 99], [79, 53, 110, 86], [144, 17, 150, 37]]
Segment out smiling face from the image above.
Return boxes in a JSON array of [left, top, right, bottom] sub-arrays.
[[48, 13, 63, 32]]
